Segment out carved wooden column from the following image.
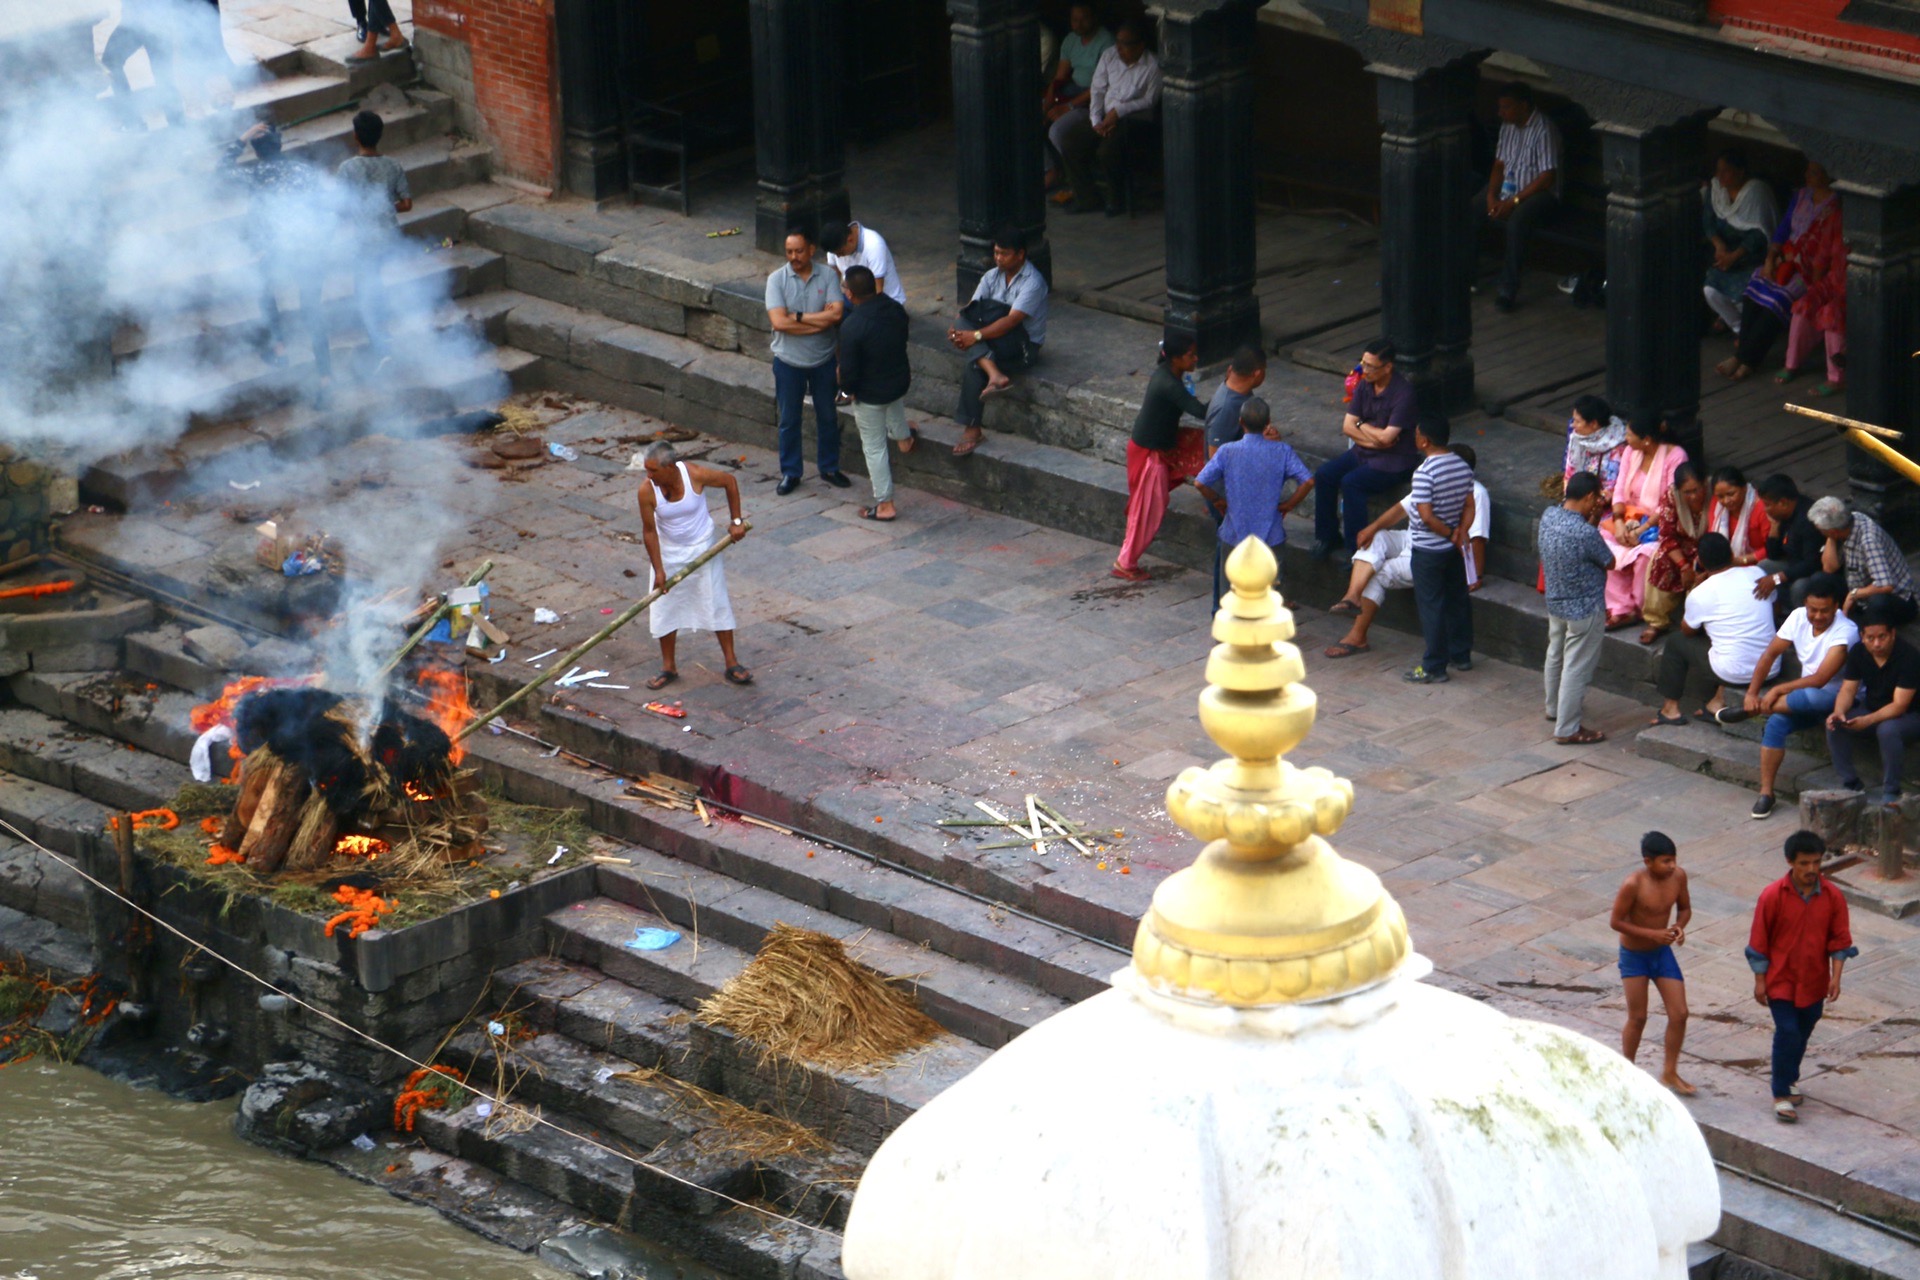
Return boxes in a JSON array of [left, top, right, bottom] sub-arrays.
[[1599, 115, 1708, 457], [1372, 56, 1479, 411], [949, 0, 1049, 296], [555, 0, 625, 201], [751, 0, 848, 252], [1160, 0, 1264, 362]]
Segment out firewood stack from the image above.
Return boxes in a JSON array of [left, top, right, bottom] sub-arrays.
[[216, 687, 488, 876]]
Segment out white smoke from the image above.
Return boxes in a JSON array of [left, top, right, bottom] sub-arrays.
[[0, 0, 509, 694]]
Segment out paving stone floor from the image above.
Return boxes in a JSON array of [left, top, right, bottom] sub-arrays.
[[56, 389, 1920, 1155]]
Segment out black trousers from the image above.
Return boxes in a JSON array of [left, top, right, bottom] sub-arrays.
[[1655, 629, 1724, 706], [1735, 301, 1787, 367], [1060, 113, 1155, 210], [1410, 546, 1473, 673], [349, 0, 399, 33], [1848, 592, 1920, 628], [956, 325, 1037, 428]]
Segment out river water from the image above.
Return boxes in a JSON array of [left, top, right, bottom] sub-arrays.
[[0, 1060, 556, 1279]]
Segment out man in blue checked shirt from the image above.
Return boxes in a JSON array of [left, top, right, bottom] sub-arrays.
[[1194, 398, 1314, 600]]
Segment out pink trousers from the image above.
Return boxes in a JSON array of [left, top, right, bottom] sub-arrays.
[[1786, 314, 1845, 385]]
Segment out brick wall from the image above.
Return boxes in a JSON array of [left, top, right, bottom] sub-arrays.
[[415, 0, 560, 187]]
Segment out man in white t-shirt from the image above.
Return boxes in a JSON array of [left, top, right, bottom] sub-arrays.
[[1732, 575, 1856, 819], [1651, 532, 1779, 726], [825, 220, 905, 305], [1324, 446, 1490, 660]]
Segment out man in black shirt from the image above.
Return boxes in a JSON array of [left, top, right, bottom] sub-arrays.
[[1757, 475, 1822, 608], [837, 266, 913, 522], [1825, 605, 1920, 803]]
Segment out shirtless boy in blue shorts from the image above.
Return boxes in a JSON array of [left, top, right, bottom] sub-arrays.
[[1610, 831, 1695, 1095]]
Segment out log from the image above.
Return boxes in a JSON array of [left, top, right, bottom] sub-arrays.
[[282, 792, 342, 875], [223, 746, 278, 847], [241, 759, 310, 874]]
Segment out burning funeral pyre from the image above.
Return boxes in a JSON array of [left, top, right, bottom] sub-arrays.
[[196, 670, 487, 878]]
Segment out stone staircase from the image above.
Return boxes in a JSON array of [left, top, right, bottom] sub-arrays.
[[6, 605, 1920, 1277]]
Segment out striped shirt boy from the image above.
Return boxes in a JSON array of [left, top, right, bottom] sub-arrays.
[[1496, 108, 1561, 198], [1408, 450, 1476, 553]]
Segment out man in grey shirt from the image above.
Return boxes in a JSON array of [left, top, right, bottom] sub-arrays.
[[947, 225, 1047, 458], [764, 225, 848, 494], [335, 110, 411, 367]]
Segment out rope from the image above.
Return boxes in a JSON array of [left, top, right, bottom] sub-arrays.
[[0, 815, 841, 1242]]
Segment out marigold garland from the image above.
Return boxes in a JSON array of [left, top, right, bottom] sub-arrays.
[[206, 845, 245, 866], [393, 1065, 466, 1131], [108, 809, 179, 833], [199, 816, 222, 835], [324, 884, 394, 938]]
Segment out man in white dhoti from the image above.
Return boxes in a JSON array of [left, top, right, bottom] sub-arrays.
[[632, 442, 750, 689]]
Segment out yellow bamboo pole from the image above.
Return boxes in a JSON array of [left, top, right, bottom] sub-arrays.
[[453, 528, 748, 744]]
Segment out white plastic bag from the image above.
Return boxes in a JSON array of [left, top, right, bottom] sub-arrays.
[[189, 724, 234, 783]]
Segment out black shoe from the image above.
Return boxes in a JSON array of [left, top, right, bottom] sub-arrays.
[[776, 475, 800, 496], [1840, 776, 1864, 792], [1494, 295, 1516, 314], [820, 471, 852, 489], [1454, 659, 1472, 672], [355, 19, 370, 41], [1751, 794, 1776, 819], [1309, 540, 1338, 563], [1403, 666, 1450, 685]]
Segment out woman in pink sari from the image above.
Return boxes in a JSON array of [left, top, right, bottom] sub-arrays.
[[1603, 413, 1689, 628]]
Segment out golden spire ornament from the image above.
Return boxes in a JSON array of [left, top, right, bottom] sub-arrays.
[[1132, 537, 1410, 1004]]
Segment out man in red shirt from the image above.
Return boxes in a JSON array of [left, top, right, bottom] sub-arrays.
[[1747, 830, 1858, 1123]]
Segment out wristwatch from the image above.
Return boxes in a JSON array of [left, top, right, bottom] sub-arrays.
[[972, 330, 983, 342], [730, 518, 744, 526]]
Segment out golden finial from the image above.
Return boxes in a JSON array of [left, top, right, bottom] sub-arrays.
[[1131, 538, 1410, 1004]]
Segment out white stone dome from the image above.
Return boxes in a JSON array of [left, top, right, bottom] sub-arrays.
[[842, 961, 1719, 1280]]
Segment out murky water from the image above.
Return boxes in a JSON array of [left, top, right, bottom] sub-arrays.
[[0, 1060, 557, 1279]]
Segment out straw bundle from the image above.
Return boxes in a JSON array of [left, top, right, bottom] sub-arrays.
[[696, 925, 941, 1073], [612, 1066, 827, 1161]]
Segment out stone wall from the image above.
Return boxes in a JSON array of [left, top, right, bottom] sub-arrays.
[[0, 446, 73, 567]]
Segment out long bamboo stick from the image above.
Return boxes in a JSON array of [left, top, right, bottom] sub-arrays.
[[454, 530, 748, 743], [375, 559, 495, 684], [1784, 403, 1907, 441], [1844, 427, 1920, 490]]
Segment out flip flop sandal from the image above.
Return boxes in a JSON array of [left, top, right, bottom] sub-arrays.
[[724, 665, 753, 685], [1638, 627, 1668, 646], [1691, 709, 1719, 722], [645, 671, 679, 690], [1715, 707, 1753, 724], [1323, 642, 1370, 659], [953, 433, 981, 458], [1328, 600, 1361, 616], [858, 507, 897, 522], [897, 427, 919, 454], [1650, 713, 1687, 727], [1774, 1100, 1798, 1123], [1110, 565, 1150, 582], [1555, 728, 1607, 745]]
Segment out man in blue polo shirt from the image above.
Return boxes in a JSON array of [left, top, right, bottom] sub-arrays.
[[1194, 397, 1313, 599], [948, 225, 1048, 458], [764, 224, 849, 495], [1310, 338, 1419, 560]]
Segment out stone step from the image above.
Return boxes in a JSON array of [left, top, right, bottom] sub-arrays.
[[411, 1091, 846, 1280], [0, 769, 108, 936], [1715, 1169, 1920, 1280], [492, 950, 984, 1162], [0, 707, 192, 815], [7, 670, 203, 767], [467, 730, 1118, 1016], [1636, 722, 1833, 798], [433, 1026, 862, 1230]]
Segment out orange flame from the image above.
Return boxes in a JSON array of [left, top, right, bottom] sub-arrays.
[[404, 782, 436, 802], [415, 669, 473, 764], [190, 674, 321, 735], [334, 834, 389, 859]]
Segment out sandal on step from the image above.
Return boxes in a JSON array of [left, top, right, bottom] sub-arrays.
[[858, 507, 897, 522], [1555, 728, 1607, 745], [1324, 641, 1369, 659], [1774, 1100, 1798, 1123], [724, 664, 753, 685], [1329, 599, 1361, 616], [645, 670, 679, 690], [1650, 713, 1687, 727], [1638, 626, 1668, 646]]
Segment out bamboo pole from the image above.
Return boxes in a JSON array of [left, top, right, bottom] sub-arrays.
[[373, 560, 495, 685], [454, 529, 748, 744], [1844, 427, 1920, 490], [1783, 403, 1907, 442]]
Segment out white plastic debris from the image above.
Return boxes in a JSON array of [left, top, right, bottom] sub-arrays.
[[487, 650, 506, 664], [527, 647, 558, 662], [547, 442, 579, 461], [487, 1020, 507, 1036], [474, 1102, 492, 1118], [188, 724, 234, 783], [586, 683, 630, 690], [351, 1134, 376, 1151], [548, 845, 568, 865], [533, 608, 560, 624], [555, 668, 610, 688], [593, 1067, 616, 1084], [228, 479, 261, 491]]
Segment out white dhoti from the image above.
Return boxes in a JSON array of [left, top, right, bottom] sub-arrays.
[[1355, 529, 1413, 606], [648, 541, 735, 638]]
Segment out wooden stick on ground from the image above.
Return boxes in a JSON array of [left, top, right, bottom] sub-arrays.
[[373, 559, 496, 686], [454, 529, 748, 744]]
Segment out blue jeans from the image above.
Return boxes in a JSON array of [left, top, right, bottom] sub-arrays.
[[772, 356, 840, 479], [1762, 686, 1837, 749], [1410, 544, 1472, 673], [1826, 711, 1920, 801], [1768, 998, 1823, 1100], [1312, 449, 1408, 550]]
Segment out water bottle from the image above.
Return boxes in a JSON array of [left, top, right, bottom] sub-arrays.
[[1182, 372, 1197, 397]]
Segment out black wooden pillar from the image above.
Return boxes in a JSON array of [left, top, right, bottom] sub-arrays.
[[1840, 183, 1920, 525], [1159, 1, 1263, 362], [1599, 116, 1707, 451], [555, 0, 625, 201], [1372, 57, 1478, 412], [949, 0, 1049, 296], [750, 0, 849, 253]]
